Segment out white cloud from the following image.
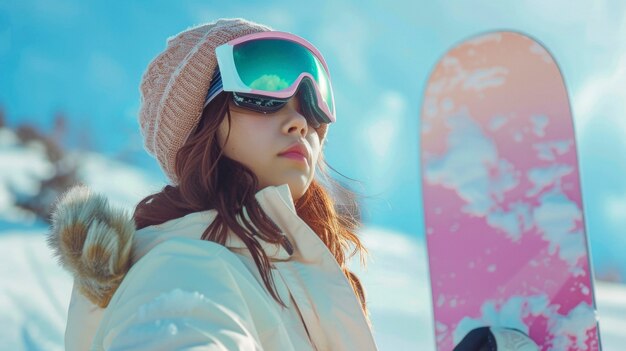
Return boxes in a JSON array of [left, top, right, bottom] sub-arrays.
[[485, 202, 533, 241], [533, 189, 586, 271], [526, 164, 573, 197], [363, 92, 405, 157], [531, 114, 549, 137], [571, 3, 626, 137], [462, 67, 508, 92], [424, 51, 509, 96], [606, 194, 626, 228], [573, 53, 626, 135], [488, 115, 509, 131], [532, 140, 573, 161], [529, 42, 552, 63], [550, 302, 598, 350], [349, 226, 430, 317], [315, 5, 369, 84], [424, 109, 519, 217], [347, 225, 434, 349], [362, 91, 407, 187]]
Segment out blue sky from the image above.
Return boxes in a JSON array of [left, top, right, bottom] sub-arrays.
[[2, 1, 626, 279]]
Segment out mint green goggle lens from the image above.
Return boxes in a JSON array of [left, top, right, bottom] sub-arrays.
[[219, 38, 335, 123]]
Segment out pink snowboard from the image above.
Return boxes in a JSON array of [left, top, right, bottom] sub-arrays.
[[420, 32, 601, 350]]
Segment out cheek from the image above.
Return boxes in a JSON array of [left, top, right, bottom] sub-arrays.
[[217, 118, 248, 153], [218, 117, 269, 163]]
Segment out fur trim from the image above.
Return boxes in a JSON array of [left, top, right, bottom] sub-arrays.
[[47, 185, 136, 308]]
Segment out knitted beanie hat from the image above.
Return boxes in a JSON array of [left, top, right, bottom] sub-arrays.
[[138, 18, 330, 185]]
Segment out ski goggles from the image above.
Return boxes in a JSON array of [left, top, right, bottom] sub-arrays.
[[209, 31, 336, 126]]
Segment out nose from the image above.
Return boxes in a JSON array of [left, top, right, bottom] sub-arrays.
[[283, 94, 309, 137]]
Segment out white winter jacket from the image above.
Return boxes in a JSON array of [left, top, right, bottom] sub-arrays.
[[62, 184, 378, 350]]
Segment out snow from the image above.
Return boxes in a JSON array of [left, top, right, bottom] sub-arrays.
[[73, 151, 165, 211], [0, 226, 625, 350], [0, 127, 165, 228], [0, 128, 55, 223], [0, 231, 67, 351]]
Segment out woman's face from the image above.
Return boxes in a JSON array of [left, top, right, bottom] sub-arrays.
[[217, 95, 322, 202]]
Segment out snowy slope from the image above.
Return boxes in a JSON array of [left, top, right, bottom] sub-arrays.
[[72, 150, 166, 210], [0, 126, 166, 228], [0, 228, 624, 351], [0, 128, 55, 224]]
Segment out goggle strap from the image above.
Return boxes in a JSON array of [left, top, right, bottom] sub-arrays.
[[203, 69, 224, 108]]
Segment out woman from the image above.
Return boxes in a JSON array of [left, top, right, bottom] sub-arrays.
[[48, 18, 378, 350]]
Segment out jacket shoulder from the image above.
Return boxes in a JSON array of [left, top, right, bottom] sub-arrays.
[[92, 237, 276, 350], [139, 236, 231, 263], [105, 236, 270, 319], [124, 236, 251, 289]]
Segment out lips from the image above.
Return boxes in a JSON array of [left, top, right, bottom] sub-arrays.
[[278, 142, 310, 162]]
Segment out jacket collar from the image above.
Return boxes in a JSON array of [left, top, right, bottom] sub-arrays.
[[132, 184, 296, 264]]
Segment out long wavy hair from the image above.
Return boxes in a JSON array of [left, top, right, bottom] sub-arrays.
[[133, 92, 369, 320]]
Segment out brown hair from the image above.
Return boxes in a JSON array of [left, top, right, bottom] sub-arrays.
[[133, 92, 369, 319]]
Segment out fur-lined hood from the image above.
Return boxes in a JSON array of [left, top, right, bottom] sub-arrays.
[[47, 186, 136, 308]]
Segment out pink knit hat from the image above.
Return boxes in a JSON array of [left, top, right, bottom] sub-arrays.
[[138, 18, 275, 184]]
